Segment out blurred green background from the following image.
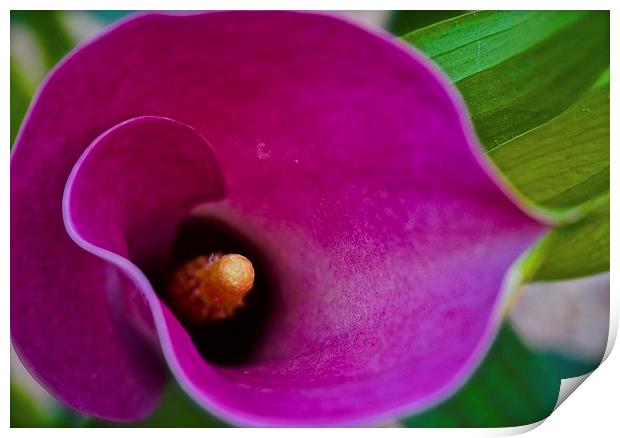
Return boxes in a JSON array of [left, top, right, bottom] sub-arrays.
[[10, 10, 610, 428]]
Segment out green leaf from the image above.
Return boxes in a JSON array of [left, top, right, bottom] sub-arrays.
[[10, 382, 57, 427], [488, 81, 609, 211], [404, 11, 609, 150], [89, 382, 230, 428], [542, 351, 601, 380], [387, 10, 466, 36], [11, 11, 74, 69], [404, 324, 561, 427], [534, 193, 609, 280]]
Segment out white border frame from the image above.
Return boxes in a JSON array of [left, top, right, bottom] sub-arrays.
[[4, 1, 617, 435]]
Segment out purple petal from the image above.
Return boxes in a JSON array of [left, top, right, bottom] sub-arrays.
[[11, 11, 548, 425]]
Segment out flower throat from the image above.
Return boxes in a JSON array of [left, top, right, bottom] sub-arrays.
[[154, 215, 276, 366]]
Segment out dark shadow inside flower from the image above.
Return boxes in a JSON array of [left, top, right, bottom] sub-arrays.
[[151, 215, 277, 366]]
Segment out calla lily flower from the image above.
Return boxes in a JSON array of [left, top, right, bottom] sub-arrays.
[[10, 11, 548, 426]]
